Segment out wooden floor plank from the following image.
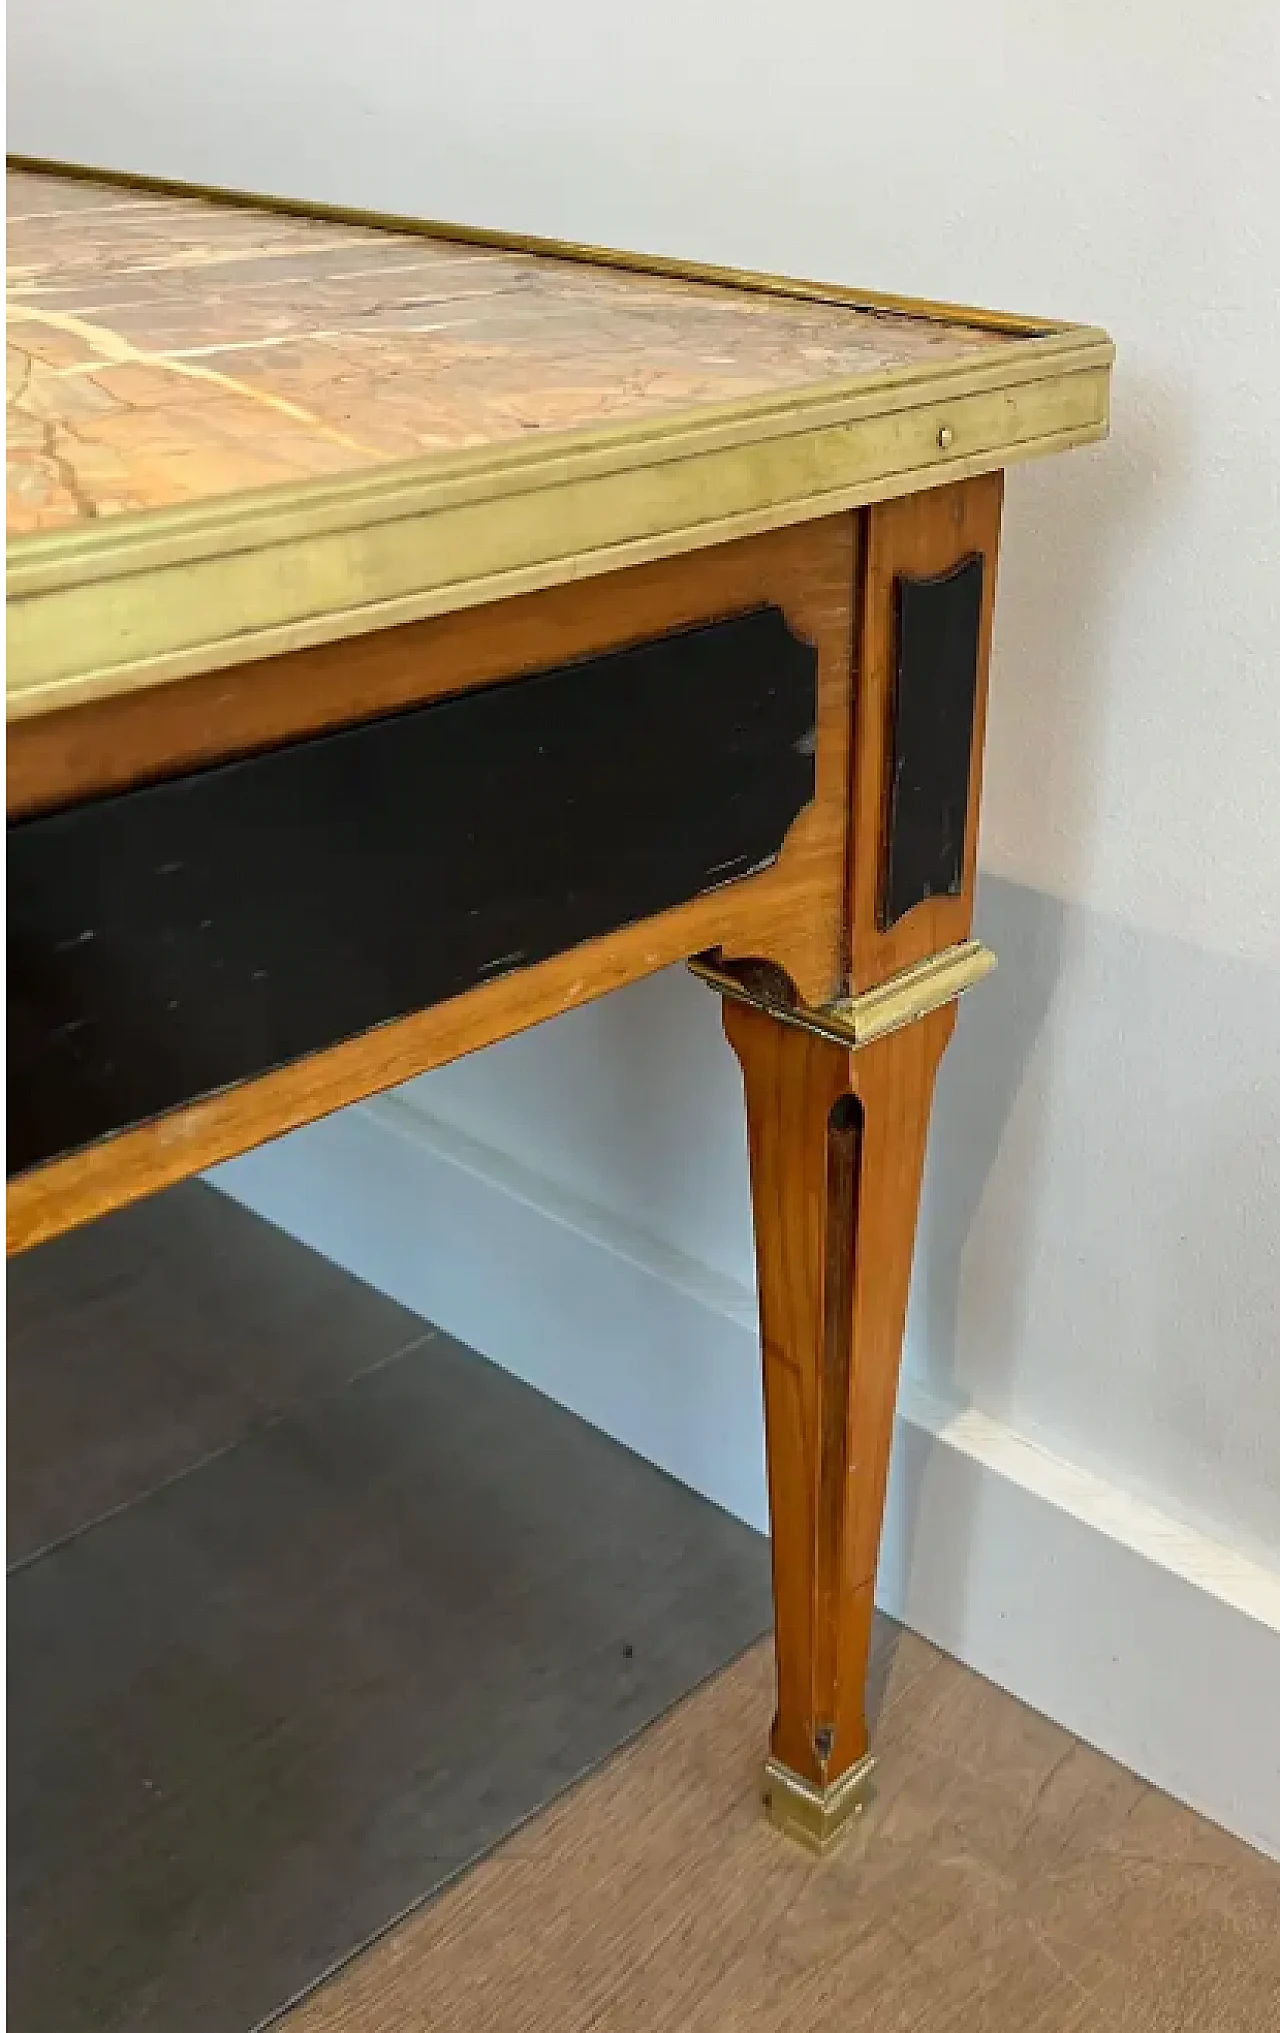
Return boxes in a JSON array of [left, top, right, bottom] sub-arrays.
[[12, 1180, 1277, 2033], [283, 1640, 1280, 2033]]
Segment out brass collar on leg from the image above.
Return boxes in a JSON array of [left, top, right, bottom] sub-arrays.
[[688, 939, 996, 1052], [763, 1754, 877, 1852]]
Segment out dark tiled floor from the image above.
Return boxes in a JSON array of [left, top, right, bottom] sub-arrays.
[[8, 1182, 772, 2033], [7, 1184, 431, 1567]]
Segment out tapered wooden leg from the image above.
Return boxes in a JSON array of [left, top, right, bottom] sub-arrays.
[[724, 994, 957, 1850]]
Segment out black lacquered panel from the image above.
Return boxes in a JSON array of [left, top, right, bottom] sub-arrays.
[[9, 606, 816, 1176], [881, 554, 984, 930]]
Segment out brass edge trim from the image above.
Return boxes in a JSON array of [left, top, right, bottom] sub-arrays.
[[7, 152, 1095, 338], [689, 940, 997, 1050], [6, 418, 1106, 721], [7, 337, 1113, 595], [6, 380, 1109, 719], [763, 1754, 876, 1852]]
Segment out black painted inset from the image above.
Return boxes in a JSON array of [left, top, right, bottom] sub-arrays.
[[881, 554, 984, 931], [8, 606, 817, 1177]]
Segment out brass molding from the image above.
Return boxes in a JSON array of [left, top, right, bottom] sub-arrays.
[[688, 940, 997, 1051], [763, 1754, 876, 1853], [6, 158, 1113, 722], [6, 371, 1109, 723]]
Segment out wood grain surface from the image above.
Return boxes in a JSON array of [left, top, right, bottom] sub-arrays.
[[851, 471, 1003, 989], [6, 516, 855, 1255], [7, 517, 853, 816], [724, 997, 955, 1791], [8, 167, 1005, 535], [280, 1633, 1280, 2033]]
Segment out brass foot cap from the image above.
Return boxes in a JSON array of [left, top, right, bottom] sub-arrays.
[[762, 1754, 876, 1853]]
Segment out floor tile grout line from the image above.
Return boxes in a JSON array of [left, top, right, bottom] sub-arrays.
[[6, 1327, 439, 1577]]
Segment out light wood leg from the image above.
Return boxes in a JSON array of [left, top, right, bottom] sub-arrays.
[[723, 994, 957, 1850]]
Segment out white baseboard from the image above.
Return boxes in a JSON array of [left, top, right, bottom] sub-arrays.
[[214, 1094, 1280, 1860]]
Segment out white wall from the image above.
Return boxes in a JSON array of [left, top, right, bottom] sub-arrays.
[[13, 3, 1280, 1848]]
